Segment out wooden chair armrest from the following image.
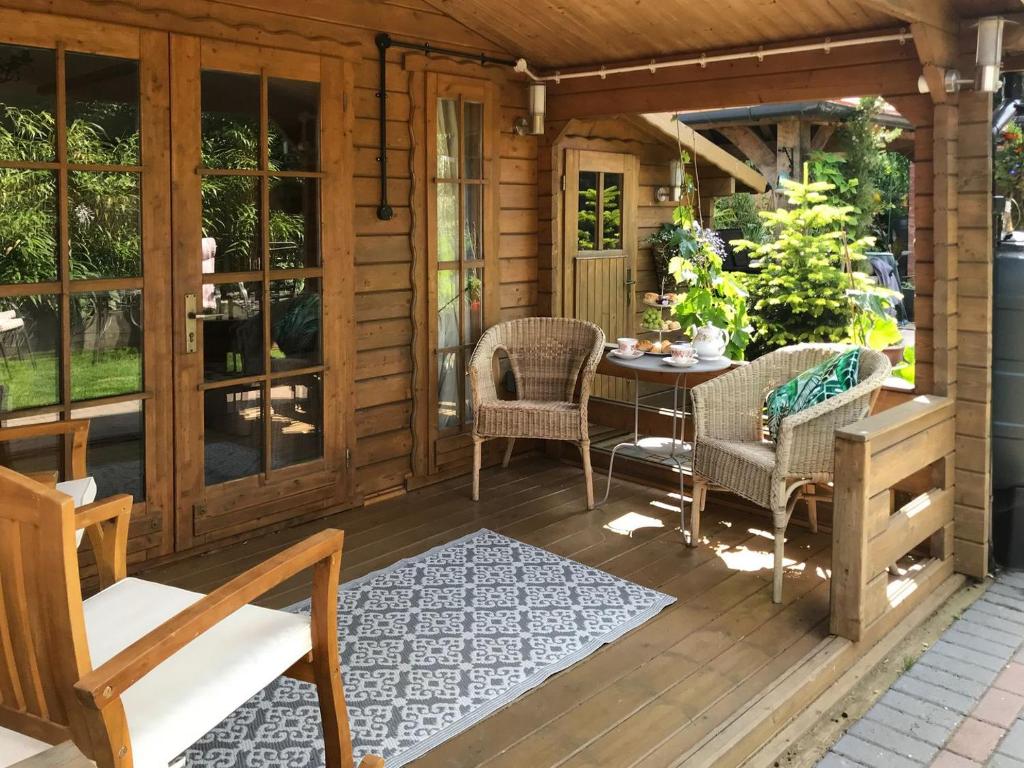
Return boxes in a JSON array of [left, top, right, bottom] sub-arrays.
[[0, 419, 90, 479], [74, 528, 345, 710], [76, 495, 133, 590], [26, 470, 59, 488]]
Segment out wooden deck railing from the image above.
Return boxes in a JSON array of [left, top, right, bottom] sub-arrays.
[[830, 395, 957, 642]]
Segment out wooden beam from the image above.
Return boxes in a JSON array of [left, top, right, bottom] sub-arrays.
[[635, 113, 768, 192], [911, 20, 960, 104], [811, 124, 837, 151], [854, 0, 958, 33], [718, 126, 778, 187]]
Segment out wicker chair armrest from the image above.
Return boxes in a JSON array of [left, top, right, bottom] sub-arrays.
[[576, 335, 607, 406], [468, 332, 505, 409], [775, 359, 891, 476]]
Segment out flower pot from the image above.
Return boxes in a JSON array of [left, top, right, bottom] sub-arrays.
[[883, 343, 905, 366]]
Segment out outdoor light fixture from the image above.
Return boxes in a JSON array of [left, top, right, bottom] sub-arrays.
[[669, 158, 684, 202], [528, 82, 546, 135], [917, 16, 1006, 95], [976, 16, 1006, 93]]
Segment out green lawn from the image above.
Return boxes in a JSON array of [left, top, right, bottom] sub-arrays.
[[1, 347, 142, 411]]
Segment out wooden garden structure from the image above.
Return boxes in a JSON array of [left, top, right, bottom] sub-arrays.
[[0, 0, 1015, 765]]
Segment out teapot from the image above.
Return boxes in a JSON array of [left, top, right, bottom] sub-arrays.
[[691, 323, 728, 360]]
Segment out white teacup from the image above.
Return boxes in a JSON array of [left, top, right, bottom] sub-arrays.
[[617, 337, 638, 355], [669, 343, 696, 362]]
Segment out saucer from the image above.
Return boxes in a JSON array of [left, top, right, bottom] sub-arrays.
[[663, 356, 698, 368], [610, 349, 644, 360]]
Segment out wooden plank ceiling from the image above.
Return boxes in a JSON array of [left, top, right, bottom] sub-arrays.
[[420, 0, 1022, 70]]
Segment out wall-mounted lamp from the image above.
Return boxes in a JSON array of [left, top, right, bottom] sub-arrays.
[[512, 83, 547, 135], [655, 159, 686, 203], [528, 82, 546, 135], [917, 16, 1006, 95]]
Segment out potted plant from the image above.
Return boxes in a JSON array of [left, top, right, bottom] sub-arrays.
[[666, 206, 752, 361]]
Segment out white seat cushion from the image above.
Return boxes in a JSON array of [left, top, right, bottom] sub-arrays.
[[0, 726, 49, 767], [83, 577, 312, 768], [0, 317, 24, 332]]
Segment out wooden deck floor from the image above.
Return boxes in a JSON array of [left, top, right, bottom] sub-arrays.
[[138, 457, 865, 767]]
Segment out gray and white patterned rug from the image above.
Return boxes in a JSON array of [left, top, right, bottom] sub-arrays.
[[185, 528, 676, 767]]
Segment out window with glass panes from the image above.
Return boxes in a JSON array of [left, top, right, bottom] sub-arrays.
[[431, 81, 493, 435], [0, 41, 148, 500]]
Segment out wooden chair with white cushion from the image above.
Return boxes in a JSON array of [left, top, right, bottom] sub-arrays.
[[0, 465, 383, 768]]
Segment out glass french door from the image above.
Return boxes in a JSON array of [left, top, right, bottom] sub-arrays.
[[171, 38, 353, 547], [0, 19, 174, 554]]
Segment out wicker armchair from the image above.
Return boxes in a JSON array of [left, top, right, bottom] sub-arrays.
[[469, 318, 606, 509], [689, 344, 891, 603]]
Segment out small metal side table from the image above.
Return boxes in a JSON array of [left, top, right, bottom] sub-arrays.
[[600, 351, 731, 541]]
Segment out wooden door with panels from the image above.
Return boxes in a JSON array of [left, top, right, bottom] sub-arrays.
[[0, 10, 175, 558], [170, 38, 355, 549], [424, 72, 499, 475], [563, 149, 638, 402]]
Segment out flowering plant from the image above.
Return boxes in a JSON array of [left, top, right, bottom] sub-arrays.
[[667, 205, 752, 361]]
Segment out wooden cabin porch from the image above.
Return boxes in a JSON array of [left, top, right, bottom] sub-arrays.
[[116, 448, 954, 768]]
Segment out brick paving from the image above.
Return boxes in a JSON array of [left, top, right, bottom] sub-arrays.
[[819, 572, 1024, 767]]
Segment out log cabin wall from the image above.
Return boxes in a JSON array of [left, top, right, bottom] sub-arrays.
[[0, 0, 540, 570]]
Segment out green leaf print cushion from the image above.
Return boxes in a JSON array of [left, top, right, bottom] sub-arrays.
[[765, 349, 860, 443]]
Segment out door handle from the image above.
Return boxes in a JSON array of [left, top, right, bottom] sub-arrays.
[[184, 293, 223, 353]]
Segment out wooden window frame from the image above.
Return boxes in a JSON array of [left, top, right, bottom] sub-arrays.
[[0, 14, 173, 552], [425, 72, 499, 473]]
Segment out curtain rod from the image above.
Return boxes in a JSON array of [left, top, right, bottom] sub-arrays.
[[515, 29, 913, 83]]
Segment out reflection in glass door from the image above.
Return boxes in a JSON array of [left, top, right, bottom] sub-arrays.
[[0, 32, 171, 534], [197, 68, 324, 487], [172, 39, 350, 546]]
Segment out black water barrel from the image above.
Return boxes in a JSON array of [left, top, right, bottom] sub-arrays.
[[993, 232, 1024, 567]]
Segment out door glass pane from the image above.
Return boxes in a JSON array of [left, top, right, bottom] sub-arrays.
[[437, 269, 459, 349], [268, 77, 319, 172], [65, 53, 140, 165], [464, 184, 482, 261], [436, 182, 458, 262], [269, 177, 319, 269], [602, 172, 623, 250], [202, 175, 261, 272], [201, 70, 260, 170], [0, 294, 59, 412], [70, 290, 142, 401], [463, 101, 483, 179], [0, 169, 58, 284], [69, 171, 141, 279], [270, 278, 320, 371], [464, 267, 483, 346], [204, 383, 263, 485], [202, 281, 263, 381], [72, 401, 144, 501], [436, 98, 458, 179], [271, 373, 322, 469], [0, 412, 61, 477], [577, 171, 598, 251], [437, 351, 459, 430], [0, 44, 57, 162]]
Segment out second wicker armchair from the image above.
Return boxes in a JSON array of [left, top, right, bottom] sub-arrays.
[[689, 344, 891, 603], [468, 317, 606, 509]]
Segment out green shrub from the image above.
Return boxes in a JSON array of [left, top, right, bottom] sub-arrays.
[[735, 171, 875, 354]]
